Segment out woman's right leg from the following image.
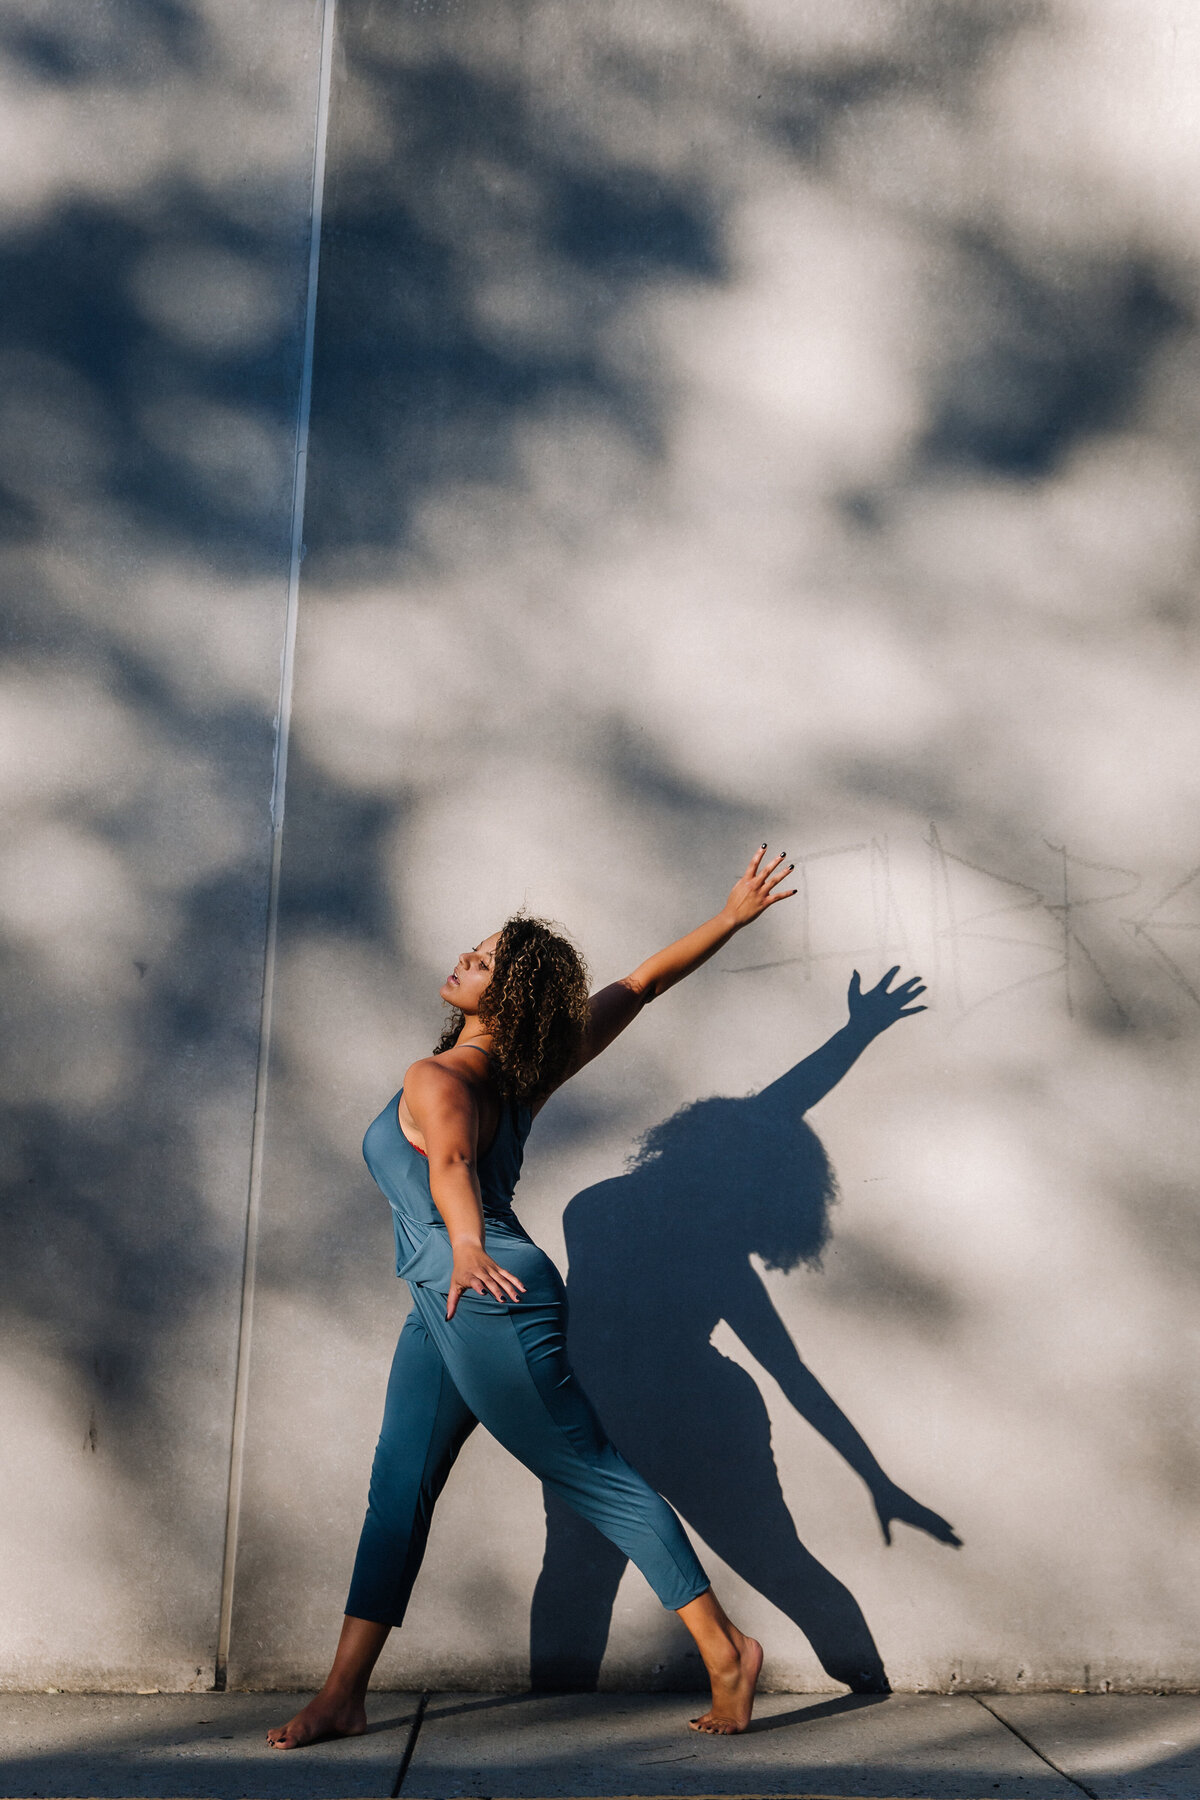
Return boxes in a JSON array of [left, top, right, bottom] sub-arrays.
[[266, 1616, 392, 1749], [347, 1309, 478, 1625], [268, 1309, 477, 1749]]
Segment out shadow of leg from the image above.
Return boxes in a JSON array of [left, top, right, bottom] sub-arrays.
[[664, 1456, 890, 1693], [530, 1486, 629, 1690], [736, 1536, 891, 1693], [617, 1360, 891, 1694]]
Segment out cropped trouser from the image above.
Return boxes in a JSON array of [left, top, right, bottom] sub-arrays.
[[346, 1267, 709, 1624]]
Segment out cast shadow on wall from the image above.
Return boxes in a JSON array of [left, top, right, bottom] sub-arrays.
[[531, 975, 961, 1695]]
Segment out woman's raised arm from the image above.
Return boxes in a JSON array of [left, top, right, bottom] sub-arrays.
[[562, 846, 796, 1083]]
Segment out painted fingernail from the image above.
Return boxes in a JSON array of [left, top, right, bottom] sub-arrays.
[[761, 842, 767, 849]]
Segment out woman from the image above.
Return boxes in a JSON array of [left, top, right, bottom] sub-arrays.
[[268, 846, 803, 1748]]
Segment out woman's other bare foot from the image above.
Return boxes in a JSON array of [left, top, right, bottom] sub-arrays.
[[689, 1628, 763, 1735], [266, 1686, 367, 1749], [676, 1588, 762, 1735]]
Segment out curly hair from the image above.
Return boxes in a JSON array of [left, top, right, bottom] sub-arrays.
[[433, 913, 591, 1104]]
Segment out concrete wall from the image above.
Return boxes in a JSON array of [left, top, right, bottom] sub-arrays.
[[0, 0, 330, 1689], [4, 0, 1200, 1694]]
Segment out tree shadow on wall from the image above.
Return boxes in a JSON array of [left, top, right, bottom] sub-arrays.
[[531, 980, 961, 1694]]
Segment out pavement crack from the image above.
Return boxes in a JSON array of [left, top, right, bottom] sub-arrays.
[[390, 1690, 429, 1798], [972, 1694, 1099, 1800]]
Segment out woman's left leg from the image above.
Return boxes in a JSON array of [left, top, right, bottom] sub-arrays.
[[411, 1284, 761, 1731], [418, 1286, 708, 1608], [676, 1589, 764, 1735]]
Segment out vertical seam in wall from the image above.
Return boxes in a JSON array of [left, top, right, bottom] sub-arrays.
[[213, 0, 338, 1691]]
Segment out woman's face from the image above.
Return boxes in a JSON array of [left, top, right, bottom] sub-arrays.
[[440, 931, 501, 1016]]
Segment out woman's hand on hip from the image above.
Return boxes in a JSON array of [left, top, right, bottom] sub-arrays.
[[447, 1243, 526, 1319], [721, 844, 797, 929]]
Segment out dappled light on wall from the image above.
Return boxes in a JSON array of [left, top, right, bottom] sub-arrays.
[[2, 0, 1199, 1701], [254, 0, 1200, 1694]]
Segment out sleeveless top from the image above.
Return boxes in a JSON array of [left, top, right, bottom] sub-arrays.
[[362, 1072, 535, 1294]]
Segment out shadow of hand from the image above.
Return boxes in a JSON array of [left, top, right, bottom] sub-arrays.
[[872, 1480, 963, 1548], [848, 967, 927, 1034]]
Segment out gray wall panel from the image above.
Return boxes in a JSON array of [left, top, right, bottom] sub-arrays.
[[232, 0, 1200, 1691], [0, 0, 328, 1689]]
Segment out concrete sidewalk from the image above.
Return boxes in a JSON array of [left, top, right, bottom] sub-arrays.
[[1, 1692, 1198, 1800]]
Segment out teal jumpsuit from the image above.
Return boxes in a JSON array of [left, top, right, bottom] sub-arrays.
[[346, 1056, 709, 1625]]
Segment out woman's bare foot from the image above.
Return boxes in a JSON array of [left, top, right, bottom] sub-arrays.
[[689, 1629, 763, 1736], [266, 1687, 367, 1749], [267, 1615, 390, 1749]]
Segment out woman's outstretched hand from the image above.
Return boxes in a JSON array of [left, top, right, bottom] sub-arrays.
[[722, 845, 798, 928], [447, 1245, 526, 1320], [847, 966, 927, 1036]]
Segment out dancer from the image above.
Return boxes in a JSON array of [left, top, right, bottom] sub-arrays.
[[268, 847, 905, 1747]]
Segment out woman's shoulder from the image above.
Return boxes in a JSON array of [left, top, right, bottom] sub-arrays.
[[405, 1047, 495, 1095], [403, 1052, 472, 1098]]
